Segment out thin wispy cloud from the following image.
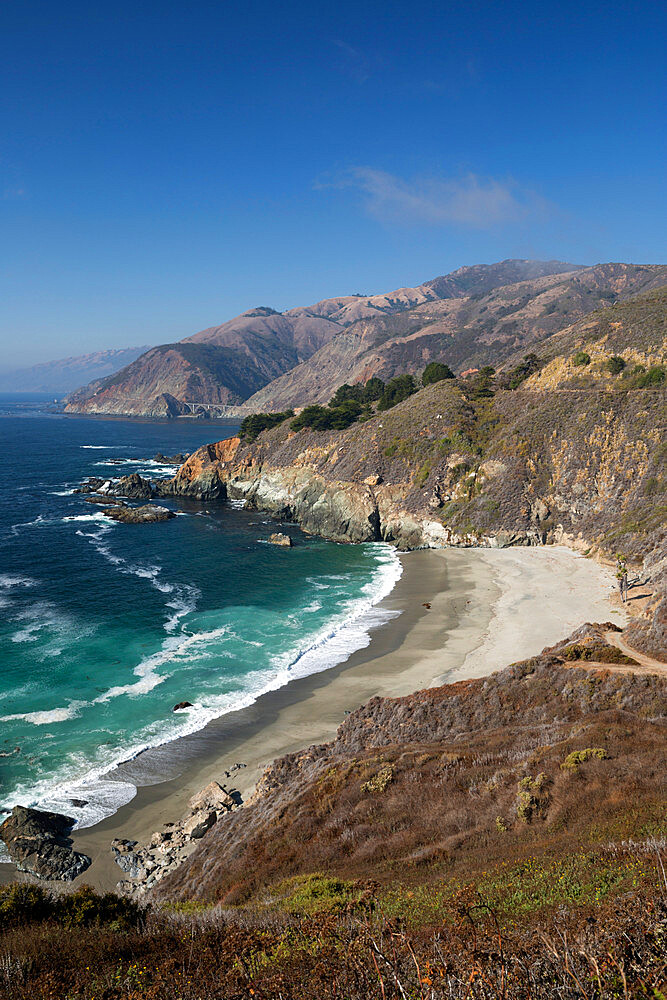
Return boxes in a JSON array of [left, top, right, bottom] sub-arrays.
[[319, 168, 551, 229], [332, 40, 379, 84]]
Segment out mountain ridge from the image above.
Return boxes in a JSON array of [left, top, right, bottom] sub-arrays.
[[0, 346, 152, 395], [64, 259, 604, 417]]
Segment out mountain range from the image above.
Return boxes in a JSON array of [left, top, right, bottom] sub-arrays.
[[62, 260, 667, 418], [0, 346, 152, 395]]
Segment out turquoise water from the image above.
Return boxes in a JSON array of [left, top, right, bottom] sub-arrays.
[[0, 396, 401, 833]]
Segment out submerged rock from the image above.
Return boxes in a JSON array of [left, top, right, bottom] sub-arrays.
[[0, 806, 91, 881], [268, 532, 292, 547], [173, 701, 193, 712], [83, 494, 125, 506]]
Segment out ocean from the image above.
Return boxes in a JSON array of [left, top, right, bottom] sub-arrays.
[[0, 395, 401, 840]]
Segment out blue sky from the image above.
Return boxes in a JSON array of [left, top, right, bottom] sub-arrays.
[[1, 0, 665, 368]]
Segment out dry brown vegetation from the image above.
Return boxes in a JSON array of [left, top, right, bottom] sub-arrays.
[[1, 630, 665, 997]]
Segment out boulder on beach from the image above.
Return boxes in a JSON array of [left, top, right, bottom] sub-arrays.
[[268, 532, 292, 547], [0, 805, 91, 881], [182, 810, 217, 840], [189, 780, 236, 813]]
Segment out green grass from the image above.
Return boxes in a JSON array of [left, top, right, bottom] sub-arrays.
[[272, 874, 359, 916]]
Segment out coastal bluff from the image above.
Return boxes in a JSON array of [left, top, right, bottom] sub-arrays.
[[156, 372, 666, 660]]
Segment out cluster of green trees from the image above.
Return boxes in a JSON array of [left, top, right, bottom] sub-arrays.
[[238, 409, 294, 442], [239, 362, 457, 440]]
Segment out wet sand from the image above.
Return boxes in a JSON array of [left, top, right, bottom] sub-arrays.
[[0, 546, 624, 891]]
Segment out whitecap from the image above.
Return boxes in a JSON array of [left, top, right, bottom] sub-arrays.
[[1, 700, 86, 725], [0, 574, 36, 590]]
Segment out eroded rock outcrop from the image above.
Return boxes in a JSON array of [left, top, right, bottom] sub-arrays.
[[114, 779, 242, 896]]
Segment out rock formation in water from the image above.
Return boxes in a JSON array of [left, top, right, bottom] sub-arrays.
[[0, 806, 91, 881]]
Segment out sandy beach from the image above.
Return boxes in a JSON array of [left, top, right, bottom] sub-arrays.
[[1, 545, 625, 892]]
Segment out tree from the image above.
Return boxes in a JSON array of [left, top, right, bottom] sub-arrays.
[[467, 366, 496, 399], [363, 376, 385, 402], [422, 361, 455, 385], [377, 374, 417, 411], [290, 400, 361, 432], [572, 351, 591, 367], [239, 410, 294, 442], [329, 383, 365, 407]]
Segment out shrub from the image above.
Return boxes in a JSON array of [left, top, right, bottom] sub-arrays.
[[499, 353, 541, 389], [517, 773, 549, 822], [605, 355, 626, 375], [56, 885, 144, 930], [0, 884, 51, 929], [0, 883, 144, 931], [361, 765, 394, 794], [278, 874, 357, 915], [572, 351, 591, 366], [422, 361, 455, 385], [633, 365, 666, 388], [561, 748, 608, 772], [559, 642, 637, 664], [465, 366, 496, 399]]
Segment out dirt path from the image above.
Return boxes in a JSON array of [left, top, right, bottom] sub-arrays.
[[605, 630, 667, 676]]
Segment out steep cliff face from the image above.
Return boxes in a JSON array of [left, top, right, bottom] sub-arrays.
[[164, 377, 664, 556]]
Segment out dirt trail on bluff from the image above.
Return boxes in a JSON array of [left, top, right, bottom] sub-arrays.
[[605, 629, 667, 674]]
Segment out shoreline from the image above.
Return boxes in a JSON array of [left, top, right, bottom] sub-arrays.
[[0, 545, 625, 892]]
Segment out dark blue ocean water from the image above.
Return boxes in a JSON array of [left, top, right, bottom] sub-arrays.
[[0, 396, 400, 833]]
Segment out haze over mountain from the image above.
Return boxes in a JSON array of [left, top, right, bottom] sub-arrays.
[[0, 346, 152, 395], [63, 260, 667, 418]]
